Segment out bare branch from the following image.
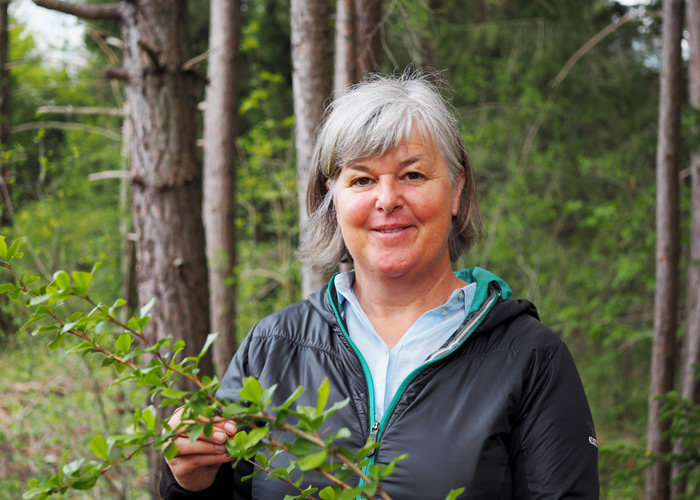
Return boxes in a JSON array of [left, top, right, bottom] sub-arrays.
[[11, 121, 121, 141], [37, 105, 125, 117], [32, 0, 121, 21], [104, 66, 129, 81], [550, 12, 637, 89], [181, 49, 210, 72], [88, 170, 131, 181]]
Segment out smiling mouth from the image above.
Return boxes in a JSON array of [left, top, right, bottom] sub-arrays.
[[374, 227, 409, 233]]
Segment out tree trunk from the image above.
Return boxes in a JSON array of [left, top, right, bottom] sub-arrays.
[[645, 1, 683, 499], [672, 1, 700, 496], [354, 0, 382, 75], [291, 0, 332, 297], [203, 0, 241, 376], [334, 0, 381, 94], [334, 0, 356, 93], [0, 0, 11, 226], [32, 1, 215, 496]]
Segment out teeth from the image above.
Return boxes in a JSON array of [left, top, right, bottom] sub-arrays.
[[377, 227, 405, 233]]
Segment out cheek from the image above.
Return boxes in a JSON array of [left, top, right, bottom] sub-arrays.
[[335, 193, 369, 226]]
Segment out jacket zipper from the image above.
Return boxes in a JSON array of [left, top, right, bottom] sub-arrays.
[[328, 277, 501, 498]]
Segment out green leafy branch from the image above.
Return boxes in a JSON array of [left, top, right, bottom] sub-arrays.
[[0, 236, 464, 500]]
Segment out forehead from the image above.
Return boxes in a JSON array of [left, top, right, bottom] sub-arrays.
[[340, 127, 441, 166]]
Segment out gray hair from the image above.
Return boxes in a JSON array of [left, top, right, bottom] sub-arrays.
[[300, 72, 482, 272]]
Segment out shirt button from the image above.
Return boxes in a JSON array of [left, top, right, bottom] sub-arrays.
[[458, 292, 464, 300], [441, 309, 448, 316]]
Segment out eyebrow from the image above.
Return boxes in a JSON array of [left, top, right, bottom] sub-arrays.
[[345, 154, 426, 171]]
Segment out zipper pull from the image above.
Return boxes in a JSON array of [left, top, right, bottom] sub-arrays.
[[367, 421, 380, 457]]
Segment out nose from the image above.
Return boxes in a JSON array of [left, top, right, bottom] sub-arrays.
[[375, 175, 403, 213]]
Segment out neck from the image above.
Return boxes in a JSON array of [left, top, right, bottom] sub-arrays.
[[352, 263, 466, 348]]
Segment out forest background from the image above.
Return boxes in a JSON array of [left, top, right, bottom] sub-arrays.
[[0, 0, 697, 499]]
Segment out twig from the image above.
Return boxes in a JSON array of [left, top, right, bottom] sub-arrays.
[[32, 0, 121, 21], [11, 121, 121, 141], [37, 106, 125, 118]]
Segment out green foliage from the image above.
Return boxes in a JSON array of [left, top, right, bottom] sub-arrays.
[[1, 240, 463, 500], [4, 1, 692, 498], [657, 391, 700, 498]]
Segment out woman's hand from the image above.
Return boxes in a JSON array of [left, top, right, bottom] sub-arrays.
[[164, 407, 237, 492]]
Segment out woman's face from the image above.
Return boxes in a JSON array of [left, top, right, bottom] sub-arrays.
[[331, 131, 465, 282]]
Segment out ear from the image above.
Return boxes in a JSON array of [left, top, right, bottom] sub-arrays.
[[452, 172, 466, 216], [325, 180, 331, 192]]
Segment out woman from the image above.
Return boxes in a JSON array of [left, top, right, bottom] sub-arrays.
[[161, 73, 599, 499]]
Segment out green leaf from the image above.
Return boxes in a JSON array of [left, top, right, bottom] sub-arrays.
[[89, 435, 109, 461], [64, 341, 95, 354], [0, 235, 7, 259], [19, 314, 48, 333], [0, 282, 15, 294], [198, 332, 219, 358], [288, 438, 321, 456], [53, 270, 70, 290], [71, 271, 92, 293], [245, 426, 269, 448], [355, 439, 382, 461], [160, 388, 189, 399], [163, 441, 178, 461], [47, 332, 65, 351], [24, 275, 40, 286], [72, 474, 99, 490], [115, 333, 133, 354], [188, 423, 206, 443], [316, 378, 329, 414], [139, 297, 156, 317], [445, 487, 465, 500], [255, 452, 268, 468], [68, 311, 83, 322], [272, 386, 304, 412], [142, 406, 156, 431], [127, 316, 140, 332], [28, 293, 53, 306], [6, 237, 21, 262], [319, 486, 337, 500], [239, 376, 263, 404], [297, 450, 327, 471]]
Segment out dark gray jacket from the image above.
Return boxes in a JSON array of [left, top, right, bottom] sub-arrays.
[[161, 268, 599, 499]]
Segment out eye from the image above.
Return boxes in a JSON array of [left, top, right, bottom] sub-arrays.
[[404, 171, 425, 181], [352, 177, 373, 186]]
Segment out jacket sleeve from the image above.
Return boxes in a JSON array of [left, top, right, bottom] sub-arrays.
[[159, 331, 257, 499], [159, 458, 253, 500], [510, 340, 599, 499]]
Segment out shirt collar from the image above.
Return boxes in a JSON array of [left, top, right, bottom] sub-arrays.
[[334, 270, 475, 316]]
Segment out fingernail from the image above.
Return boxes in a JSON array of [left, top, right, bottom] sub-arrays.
[[215, 444, 227, 453], [224, 422, 236, 434], [213, 431, 226, 442]]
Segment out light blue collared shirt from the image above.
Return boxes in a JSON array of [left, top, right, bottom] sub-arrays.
[[335, 271, 475, 422]]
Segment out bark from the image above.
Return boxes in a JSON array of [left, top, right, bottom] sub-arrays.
[[34, 1, 214, 496], [121, 2, 213, 496], [203, 0, 240, 376], [334, 0, 356, 93], [354, 0, 382, 75], [32, 0, 121, 20], [0, 0, 11, 226], [645, 1, 683, 499], [671, 1, 700, 496], [291, 0, 332, 297]]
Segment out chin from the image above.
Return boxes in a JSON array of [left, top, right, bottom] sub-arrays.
[[370, 260, 417, 278]]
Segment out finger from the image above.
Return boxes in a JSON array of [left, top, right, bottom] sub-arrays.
[[179, 423, 236, 445], [169, 451, 233, 470], [172, 437, 228, 457]]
